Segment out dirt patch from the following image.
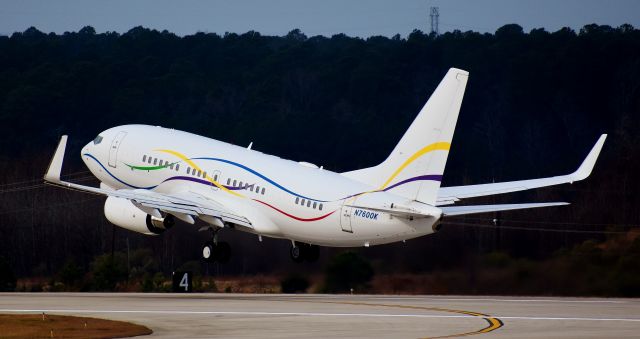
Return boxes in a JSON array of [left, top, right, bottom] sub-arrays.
[[0, 313, 152, 338]]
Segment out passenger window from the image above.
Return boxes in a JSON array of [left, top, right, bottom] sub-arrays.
[[295, 197, 299, 204], [319, 204, 323, 211], [148, 156, 152, 164], [262, 188, 265, 195], [307, 200, 311, 207], [187, 167, 190, 175], [313, 202, 317, 209], [227, 178, 231, 185], [142, 155, 147, 162], [198, 170, 202, 177], [169, 163, 174, 170], [175, 164, 180, 171], [214, 174, 218, 181], [153, 158, 158, 165], [300, 199, 305, 206], [233, 180, 237, 186], [255, 185, 260, 192], [239, 181, 243, 188]]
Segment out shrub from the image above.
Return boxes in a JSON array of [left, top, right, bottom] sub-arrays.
[[0, 256, 16, 292], [323, 251, 374, 293], [90, 253, 128, 291], [280, 275, 310, 293], [59, 259, 82, 287]]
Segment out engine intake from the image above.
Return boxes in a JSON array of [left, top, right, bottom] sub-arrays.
[[104, 196, 174, 235]]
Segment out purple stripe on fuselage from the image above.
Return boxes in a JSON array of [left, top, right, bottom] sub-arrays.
[[163, 176, 212, 186], [163, 174, 441, 200], [383, 175, 443, 191], [162, 176, 245, 190], [338, 174, 443, 200]]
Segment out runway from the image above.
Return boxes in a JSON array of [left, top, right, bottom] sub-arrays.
[[1, 293, 639, 338]]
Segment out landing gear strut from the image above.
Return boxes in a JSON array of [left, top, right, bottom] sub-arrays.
[[290, 242, 320, 263], [201, 228, 231, 263]]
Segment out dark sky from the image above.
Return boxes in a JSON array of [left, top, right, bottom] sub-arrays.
[[1, 0, 639, 37]]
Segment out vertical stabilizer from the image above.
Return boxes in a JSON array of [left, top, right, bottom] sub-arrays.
[[342, 68, 468, 205]]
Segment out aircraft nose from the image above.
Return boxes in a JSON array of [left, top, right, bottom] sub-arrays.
[[81, 141, 92, 166]]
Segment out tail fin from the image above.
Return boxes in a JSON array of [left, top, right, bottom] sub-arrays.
[[342, 68, 468, 205]]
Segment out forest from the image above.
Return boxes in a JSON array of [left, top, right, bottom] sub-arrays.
[[0, 23, 639, 295]]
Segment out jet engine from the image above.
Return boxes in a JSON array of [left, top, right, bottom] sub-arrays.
[[104, 196, 174, 235]]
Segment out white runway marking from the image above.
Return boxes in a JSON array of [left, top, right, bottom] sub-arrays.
[[376, 297, 627, 304], [2, 309, 640, 322], [280, 295, 627, 303]]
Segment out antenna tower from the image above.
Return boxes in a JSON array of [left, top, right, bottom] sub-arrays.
[[430, 7, 440, 35]]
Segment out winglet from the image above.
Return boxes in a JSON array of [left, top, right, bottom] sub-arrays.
[[44, 135, 68, 183], [570, 134, 607, 182]]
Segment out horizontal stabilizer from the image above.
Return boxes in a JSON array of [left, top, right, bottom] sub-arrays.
[[441, 202, 568, 216]]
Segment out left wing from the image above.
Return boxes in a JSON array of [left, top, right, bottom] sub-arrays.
[[44, 136, 252, 228], [436, 134, 606, 206]]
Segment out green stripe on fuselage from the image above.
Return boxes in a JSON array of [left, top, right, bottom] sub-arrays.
[[126, 162, 177, 171]]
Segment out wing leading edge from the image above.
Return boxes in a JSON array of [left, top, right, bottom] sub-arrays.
[[436, 134, 606, 206], [441, 202, 569, 216]]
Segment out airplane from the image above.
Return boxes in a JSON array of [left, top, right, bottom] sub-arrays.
[[44, 68, 607, 263]]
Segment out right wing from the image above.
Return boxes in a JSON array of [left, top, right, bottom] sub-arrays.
[[44, 136, 252, 228], [436, 134, 607, 206]]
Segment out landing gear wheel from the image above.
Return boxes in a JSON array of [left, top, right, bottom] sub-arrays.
[[217, 242, 231, 264], [290, 245, 304, 263], [202, 240, 216, 263], [305, 244, 320, 263]]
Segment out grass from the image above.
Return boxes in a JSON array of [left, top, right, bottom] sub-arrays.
[[0, 314, 152, 338]]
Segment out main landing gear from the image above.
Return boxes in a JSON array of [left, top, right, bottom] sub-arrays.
[[201, 228, 231, 263], [290, 242, 320, 263]]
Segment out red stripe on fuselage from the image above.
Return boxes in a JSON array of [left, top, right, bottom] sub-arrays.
[[253, 199, 335, 222]]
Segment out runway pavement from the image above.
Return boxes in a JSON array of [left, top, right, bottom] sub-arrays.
[[1, 293, 639, 338]]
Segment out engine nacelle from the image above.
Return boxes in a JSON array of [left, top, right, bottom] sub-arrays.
[[104, 196, 174, 235]]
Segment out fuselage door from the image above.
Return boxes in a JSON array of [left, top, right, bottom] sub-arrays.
[[340, 203, 353, 233], [108, 131, 127, 168]]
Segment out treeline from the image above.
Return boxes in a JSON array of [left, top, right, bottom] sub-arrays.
[[0, 24, 639, 295]]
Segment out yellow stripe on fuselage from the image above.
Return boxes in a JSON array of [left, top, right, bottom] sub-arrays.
[[156, 149, 245, 198], [379, 142, 450, 190]]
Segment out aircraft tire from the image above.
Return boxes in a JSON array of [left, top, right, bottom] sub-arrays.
[[290, 245, 304, 263], [202, 240, 217, 263]]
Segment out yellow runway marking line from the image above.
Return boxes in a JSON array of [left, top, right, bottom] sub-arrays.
[[297, 300, 504, 338]]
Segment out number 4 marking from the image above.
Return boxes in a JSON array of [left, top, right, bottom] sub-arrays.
[[179, 273, 189, 291]]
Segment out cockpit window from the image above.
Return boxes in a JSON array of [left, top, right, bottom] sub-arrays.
[[93, 135, 103, 145]]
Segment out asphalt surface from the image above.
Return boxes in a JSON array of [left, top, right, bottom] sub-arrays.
[[1, 293, 639, 338]]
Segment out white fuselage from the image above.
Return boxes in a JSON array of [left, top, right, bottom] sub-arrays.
[[82, 125, 439, 247]]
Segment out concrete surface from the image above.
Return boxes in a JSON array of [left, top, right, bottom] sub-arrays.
[[1, 293, 639, 338]]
